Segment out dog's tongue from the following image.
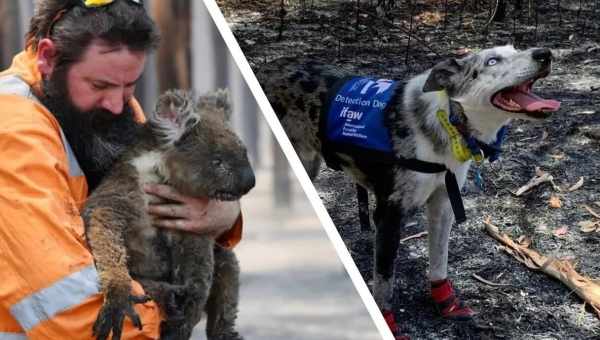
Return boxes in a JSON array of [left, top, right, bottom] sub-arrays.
[[506, 88, 561, 112]]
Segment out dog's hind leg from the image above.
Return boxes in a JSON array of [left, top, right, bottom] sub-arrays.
[[425, 187, 475, 320]]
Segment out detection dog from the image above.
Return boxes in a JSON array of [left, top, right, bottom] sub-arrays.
[[258, 45, 560, 334]]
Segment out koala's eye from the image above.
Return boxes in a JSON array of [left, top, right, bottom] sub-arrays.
[[212, 159, 222, 167], [486, 57, 500, 66]]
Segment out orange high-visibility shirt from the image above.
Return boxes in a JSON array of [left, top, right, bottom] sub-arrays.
[[0, 49, 242, 339]]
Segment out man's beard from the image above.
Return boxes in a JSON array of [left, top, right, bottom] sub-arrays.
[[40, 66, 141, 191]]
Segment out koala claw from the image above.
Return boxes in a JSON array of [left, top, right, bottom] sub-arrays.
[[92, 293, 151, 340]]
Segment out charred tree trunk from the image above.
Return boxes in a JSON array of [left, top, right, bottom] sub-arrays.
[[405, 0, 414, 66], [277, 0, 286, 41], [492, 0, 507, 22]]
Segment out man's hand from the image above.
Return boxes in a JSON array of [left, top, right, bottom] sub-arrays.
[[144, 184, 241, 237]]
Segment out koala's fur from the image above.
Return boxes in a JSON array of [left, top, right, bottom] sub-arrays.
[[83, 90, 255, 340]]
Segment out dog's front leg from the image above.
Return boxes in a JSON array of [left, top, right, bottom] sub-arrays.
[[425, 187, 475, 320], [425, 187, 453, 282]]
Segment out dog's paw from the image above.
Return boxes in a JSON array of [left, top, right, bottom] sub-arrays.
[[431, 279, 476, 321], [92, 290, 150, 340], [382, 310, 410, 340]]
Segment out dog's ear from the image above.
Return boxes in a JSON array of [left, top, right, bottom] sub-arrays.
[[197, 88, 232, 123], [422, 58, 462, 93]]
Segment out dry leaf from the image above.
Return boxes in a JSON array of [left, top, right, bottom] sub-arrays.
[[415, 11, 443, 25], [541, 131, 549, 141], [553, 226, 569, 237], [583, 205, 600, 219], [595, 202, 600, 208], [550, 153, 565, 160], [549, 195, 562, 208], [578, 220, 599, 233], [516, 235, 532, 247], [568, 177, 584, 192], [518, 236, 532, 247]]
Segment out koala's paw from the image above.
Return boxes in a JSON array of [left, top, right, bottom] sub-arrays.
[[92, 290, 151, 340], [162, 286, 188, 324]]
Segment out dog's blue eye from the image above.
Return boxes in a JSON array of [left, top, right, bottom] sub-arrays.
[[486, 58, 499, 66]]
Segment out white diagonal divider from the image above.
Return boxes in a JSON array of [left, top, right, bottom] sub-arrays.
[[202, 1, 394, 339]]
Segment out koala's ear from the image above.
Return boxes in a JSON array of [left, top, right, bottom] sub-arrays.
[[197, 88, 232, 123], [422, 58, 462, 93], [152, 89, 198, 143]]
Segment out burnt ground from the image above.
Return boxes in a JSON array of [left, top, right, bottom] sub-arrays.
[[217, 0, 600, 338]]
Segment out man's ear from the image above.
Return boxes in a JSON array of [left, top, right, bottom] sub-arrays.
[[422, 58, 462, 93], [36, 39, 57, 78]]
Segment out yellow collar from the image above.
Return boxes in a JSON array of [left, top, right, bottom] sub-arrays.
[[435, 91, 483, 164]]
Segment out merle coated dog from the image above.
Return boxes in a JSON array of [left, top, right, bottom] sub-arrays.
[[258, 45, 560, 336]]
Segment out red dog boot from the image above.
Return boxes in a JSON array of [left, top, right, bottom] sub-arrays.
[[431, 279, 475, 320], [382, 310, 410, 340]]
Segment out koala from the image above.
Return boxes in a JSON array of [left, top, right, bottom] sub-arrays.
[[83, 89, 255, 340]]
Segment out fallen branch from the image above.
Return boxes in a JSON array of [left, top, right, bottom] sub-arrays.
[[400, 231, 427, 243], [568, 177, 584, 192], [483, 218, 600, 319], [514, 167, 558, 196], [472, 273, 512, 287], [583, 205, 600, 219]]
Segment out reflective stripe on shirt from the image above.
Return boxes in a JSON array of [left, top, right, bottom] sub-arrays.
[[0, 332, 27, 340], [9, 265, 100, 331], [0, 74, 84, 177]]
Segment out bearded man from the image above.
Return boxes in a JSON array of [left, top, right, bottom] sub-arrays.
[[0, 1, 243, 339]]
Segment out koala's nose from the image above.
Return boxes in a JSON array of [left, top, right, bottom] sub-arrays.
[[240, 168, 255, 194], [532, 48, 552, 65]]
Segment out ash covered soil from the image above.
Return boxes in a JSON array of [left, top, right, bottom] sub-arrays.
[[218, 1, 600, 338]]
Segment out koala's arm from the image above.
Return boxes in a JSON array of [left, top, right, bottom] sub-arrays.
[[83, 202, 137, 294], [83, 189, 154, 339]]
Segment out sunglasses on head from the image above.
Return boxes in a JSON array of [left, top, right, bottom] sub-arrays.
[[46, 0, 144, 37], [80, 0, 143, 7]]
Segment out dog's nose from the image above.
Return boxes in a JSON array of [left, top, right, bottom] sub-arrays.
[[532, 48, 552, 64]]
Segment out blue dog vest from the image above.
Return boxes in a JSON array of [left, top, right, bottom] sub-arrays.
[[325, 76, 399, 153], [319, 76, 467, 224]]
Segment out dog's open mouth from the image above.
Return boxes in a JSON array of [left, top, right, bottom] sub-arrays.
[[491, 72, 560, 118]]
